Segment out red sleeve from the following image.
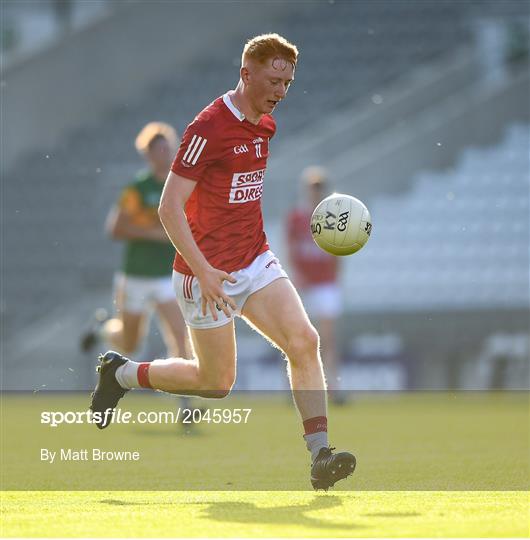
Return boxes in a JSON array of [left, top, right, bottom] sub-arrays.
[[171, 120, 216, 182]]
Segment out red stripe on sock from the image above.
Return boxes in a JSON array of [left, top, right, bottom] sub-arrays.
[[137, 362, 152, 389], [303, 416, 327, 435]]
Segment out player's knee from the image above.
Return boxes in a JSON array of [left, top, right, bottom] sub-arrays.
[[204, 387, 232, 399], [286, 324, 320, 361], [199, 371, 235, 399], [116, 323, 142, 352], [202, 380, 234, 399], [120, 336, 141, 355]]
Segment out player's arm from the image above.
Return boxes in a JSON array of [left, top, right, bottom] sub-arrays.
[[105, 204, 170, 243], [158, 171, 236, 320]]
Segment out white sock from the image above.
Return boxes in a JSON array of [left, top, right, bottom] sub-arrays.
[[114, 360, 141, 390], [304, 432, 329, 462]]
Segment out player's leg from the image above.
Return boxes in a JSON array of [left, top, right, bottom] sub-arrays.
[[102, 309, 146, 354], [80, 307, 110, 352], [90, 321, 236, 428], [242, 277, 326, 419], [145, 271, 237, 396], [147, 322, 236, 397], [317, 314, 347, 405], [241, 277, 355, 489], [100, 319, 236, 397], [80, 273, 147, 354], [155, 299, 190, 358], [304, 284, 343, 402], [93, 268, 237, 399], [154, 287, 199, 423], [90, 268, 238, 428], [317, 317, 337, 389]]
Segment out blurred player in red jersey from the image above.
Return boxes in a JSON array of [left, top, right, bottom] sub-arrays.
[[90, 34, 355, 490], [286, 166, 345, 404]]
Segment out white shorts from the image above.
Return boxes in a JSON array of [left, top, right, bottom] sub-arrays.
[[172, 250, 288, 329], [114, 272, 176, 313], [301, 283, 342, 319]]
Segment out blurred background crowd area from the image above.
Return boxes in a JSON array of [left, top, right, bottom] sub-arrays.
[[2, 0, 529, 391]]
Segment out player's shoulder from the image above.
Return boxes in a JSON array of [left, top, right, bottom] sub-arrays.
[[186, 96, 226, 135], [261, 113, 276, 135]]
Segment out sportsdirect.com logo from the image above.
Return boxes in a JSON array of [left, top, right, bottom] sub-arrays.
[[229, 169, 265, 204]]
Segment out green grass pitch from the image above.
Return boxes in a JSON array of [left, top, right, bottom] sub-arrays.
[[1, 392, 528, 537]]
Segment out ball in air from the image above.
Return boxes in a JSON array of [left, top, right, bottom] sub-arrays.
[[310, 193, 372, 256]]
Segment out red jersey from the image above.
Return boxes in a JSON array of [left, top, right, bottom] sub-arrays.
[[171, 93, 275, 275], [286, 208, 339, 287]]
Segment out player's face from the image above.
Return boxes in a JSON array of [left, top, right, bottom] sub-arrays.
[[248, 56, 295, 114], [145, 137, 172, 171], [308, 182, 325, 208]]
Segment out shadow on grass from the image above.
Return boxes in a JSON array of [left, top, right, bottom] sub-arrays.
[[363, 512, 421, 518], [100, 495, 367, 531]]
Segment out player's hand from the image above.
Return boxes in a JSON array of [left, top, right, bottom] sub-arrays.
[[196, 266, 237, 320]]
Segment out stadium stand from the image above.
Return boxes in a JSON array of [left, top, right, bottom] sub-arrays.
[[341, 123, 529, 311]]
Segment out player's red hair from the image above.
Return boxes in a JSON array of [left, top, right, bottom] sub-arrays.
[[242, 33, 298, 67]]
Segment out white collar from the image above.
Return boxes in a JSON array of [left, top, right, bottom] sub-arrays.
[[223, 92, 245, 122]]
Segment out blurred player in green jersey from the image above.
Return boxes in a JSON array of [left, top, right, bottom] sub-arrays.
[[81, 123, 191, 394]]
